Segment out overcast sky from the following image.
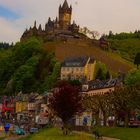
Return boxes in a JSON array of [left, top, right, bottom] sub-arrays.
[[0, 0, 140, 43]]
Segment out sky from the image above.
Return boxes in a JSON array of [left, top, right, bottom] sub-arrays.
[[0, 0, 140, 43]]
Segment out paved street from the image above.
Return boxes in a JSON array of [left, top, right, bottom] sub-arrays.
[[74, 131, 120, 140]]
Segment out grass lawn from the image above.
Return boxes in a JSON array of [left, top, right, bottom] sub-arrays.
[[19, 127, 94, 140], [96, 127, 140, 140]]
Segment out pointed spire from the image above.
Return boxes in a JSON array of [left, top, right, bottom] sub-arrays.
[[25, 28, 28, 31], [62, 0, 69, 9], [48, 17, 51, 22], [59, 4, 62, 9], [55, 17, 58, 23], [38, 24, 42, 31], [34, 20, 36, 27]]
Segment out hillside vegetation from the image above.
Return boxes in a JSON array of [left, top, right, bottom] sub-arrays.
[[0, 38, 60, 95], [106, 31, 140, 62], [43, 39, 133, 73], [109, 38, 140, 62]]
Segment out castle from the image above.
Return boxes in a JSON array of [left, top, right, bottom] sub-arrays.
[[21, 0, 80, 41]]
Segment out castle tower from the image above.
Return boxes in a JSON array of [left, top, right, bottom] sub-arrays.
[[59, 0, 72, 30]]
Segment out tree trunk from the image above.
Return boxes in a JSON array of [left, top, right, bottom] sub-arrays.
[[95, 111, 100, 126], [124, 111, 129, 127], [63, 122, 69, 135], [113, 111, 118, 127], [103, 111, 107, 126]]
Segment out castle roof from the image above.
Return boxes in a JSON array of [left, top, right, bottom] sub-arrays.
[[62, 0, 69, 9]]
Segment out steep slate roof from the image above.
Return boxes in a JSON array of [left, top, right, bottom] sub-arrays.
[[87, 75, 124, 90], [61, 56, 90, 67]]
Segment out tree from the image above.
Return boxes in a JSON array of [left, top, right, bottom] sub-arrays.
[[95, 68, 104, 80], [95, 61, 108, 80], [134, 52, 140, 69], [80, 27, 100, 39], [82, 94, 110, 126], [49, 81, 82, 134], [0, 37, 60, 94], [110, 86, 140, 127], [41, 62, 60, 91], [106, 71, 111, 79], [124, 69, 140, 86], [89, 31, 100, 39]]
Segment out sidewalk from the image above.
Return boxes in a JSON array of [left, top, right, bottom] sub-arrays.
[[73, 131, 120, 140]]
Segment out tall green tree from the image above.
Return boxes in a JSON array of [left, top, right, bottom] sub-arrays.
[[95, 61, 108, 80], [124, 69, 140, 86], [134, 52, 140, 69]]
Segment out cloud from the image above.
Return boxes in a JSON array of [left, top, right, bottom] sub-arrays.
[[0, 17, 20, 43], [0, 0, 140, 42]]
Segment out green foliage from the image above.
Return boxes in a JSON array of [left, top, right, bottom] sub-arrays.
[[106, 71, 110, 79], [108, 38, 140, 62], [107, 30, 140, 40], [124, 69, 140, 86], [41, 62, 60, 92], [134, 52, 140, 68], [0, 42, 12, 49], [106, 31, 140, 63], [13, 56, 40, 92], [94, 127, 140, 140], [0, 37, 60, 95], [68, 80, 81, 86], [19, 128, 93, 140], [95, 61, 108, 80], [12, 38, 42, 68]]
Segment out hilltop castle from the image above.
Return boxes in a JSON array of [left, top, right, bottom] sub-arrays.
[[21, 0, 81, 41]]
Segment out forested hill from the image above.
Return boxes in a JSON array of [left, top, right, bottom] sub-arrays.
[[0, 38, 60, 95], [106, 31, 140, 62], [0, 42, 13, 49]]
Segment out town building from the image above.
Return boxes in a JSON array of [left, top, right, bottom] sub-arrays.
[[81, 74, 124, 96], [21, 0, 81, 41], [61, 56, 96, 81], [75, 109, 92, 127]]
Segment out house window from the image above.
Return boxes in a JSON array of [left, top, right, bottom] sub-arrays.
[[62, 67, 65, 71]]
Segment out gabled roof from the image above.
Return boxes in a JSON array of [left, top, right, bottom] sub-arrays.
[[61, 56, 90, 67]]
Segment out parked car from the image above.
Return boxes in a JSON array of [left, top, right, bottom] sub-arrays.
[[29, 128, 39, 134], [128, 120, 140, 127], [13, 125, 25, 135]]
